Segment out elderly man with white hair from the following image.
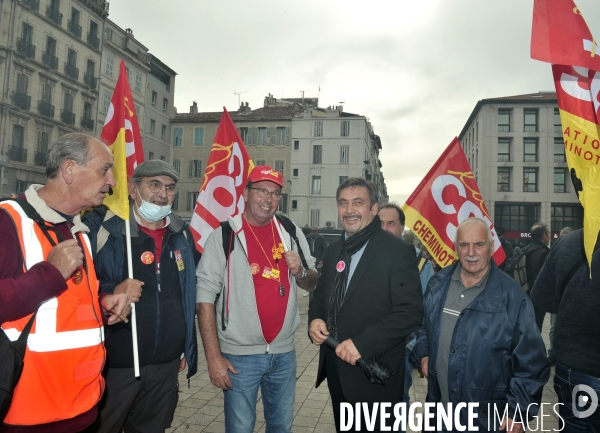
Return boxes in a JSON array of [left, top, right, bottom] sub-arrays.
[[412, 217, 549, 433]]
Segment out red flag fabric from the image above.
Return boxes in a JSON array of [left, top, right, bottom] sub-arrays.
[[531, 0, 600, 272], [531, 0, 600, 71], [100, 60, 144, 219], [189, 108, 254, 253], [101, 60, 145, 179], [402, 138, 506, 268]]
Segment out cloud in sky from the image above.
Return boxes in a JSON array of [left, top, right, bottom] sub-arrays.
[[108, 0, 600, 204]]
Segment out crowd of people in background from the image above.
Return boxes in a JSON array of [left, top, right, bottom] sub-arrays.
[[1, 132, 598, 433]]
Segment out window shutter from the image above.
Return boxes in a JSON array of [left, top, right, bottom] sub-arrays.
[[189, 161, 193, 177], [251, 127, 258, 145], [285, 127, 290, 145]]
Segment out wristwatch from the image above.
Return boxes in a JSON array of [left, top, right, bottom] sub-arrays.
[[295, 267, 308, 280]]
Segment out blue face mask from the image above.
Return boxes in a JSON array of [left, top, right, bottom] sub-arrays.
[[135, 187, 172, 222]]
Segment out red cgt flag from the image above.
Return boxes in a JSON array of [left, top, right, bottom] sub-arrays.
[[402, 138, 505, 268], [189, 108, 254, 253], [101, 60, 144, 219], [531, 0, 600, 272]]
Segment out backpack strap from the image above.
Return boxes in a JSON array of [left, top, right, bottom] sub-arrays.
[[275, 214, 308, 269]]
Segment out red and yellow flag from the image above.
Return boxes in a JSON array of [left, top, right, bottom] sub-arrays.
[[531, 0, 600, 271], [101, 60, 145, 220], [402, 138, 506, 268], [189, 108, 254, 253]]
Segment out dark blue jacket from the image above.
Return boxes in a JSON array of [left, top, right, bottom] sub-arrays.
[[83, 206, 200, 378], [412, 261, 549, 430]]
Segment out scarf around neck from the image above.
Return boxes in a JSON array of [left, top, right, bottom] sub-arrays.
[[327, 215, 381, 338]]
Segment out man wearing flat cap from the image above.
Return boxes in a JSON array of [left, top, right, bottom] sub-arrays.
[[83, 160, 201, 433], [197, 165, 317, 433]]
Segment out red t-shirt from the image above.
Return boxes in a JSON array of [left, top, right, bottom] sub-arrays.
[[138, 224, 167, 265], [243, 218, 290, 344]]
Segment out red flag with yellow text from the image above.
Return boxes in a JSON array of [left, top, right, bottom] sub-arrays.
[[101, 60, 145, 220], [402, 138, 505, 268], [531, 0, 600, 271], [189, 108, 254, 253]]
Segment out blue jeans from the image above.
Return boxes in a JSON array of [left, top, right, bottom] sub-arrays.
[[403, 348, 412, 405], [222, 351, 296, 433], [554, 362, 600, 433]]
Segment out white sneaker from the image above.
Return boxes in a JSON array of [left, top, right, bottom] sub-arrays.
[[303, 291, 309, 297]]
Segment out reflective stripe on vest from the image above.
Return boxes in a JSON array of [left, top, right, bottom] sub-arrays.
[[0, 201, 105, 426]]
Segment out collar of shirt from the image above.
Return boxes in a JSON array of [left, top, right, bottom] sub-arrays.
[[451, 262, 491, 290]]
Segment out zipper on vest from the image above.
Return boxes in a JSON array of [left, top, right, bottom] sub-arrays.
[[265, 343, 270, 353]]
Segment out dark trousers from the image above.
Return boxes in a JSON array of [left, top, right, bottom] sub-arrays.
[[325, 347, 394, 433], [84, 358, 180, 433]]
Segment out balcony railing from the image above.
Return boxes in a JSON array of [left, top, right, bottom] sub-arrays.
[[87, 31, 100, 49], [21, 0, 39, 11], [9, 146, 28, 163], [554, 184, 566, 193], [524, 154, 537, 162], [81, 117, 94, 131], [554, 154, 566, 163], [42, 51, 58, 69], [84, 73, 97, 89], [16, 39, 36, 59], [524, 125, 538, 133], [554, 125, 562, 133], [46, 6, 63, 26], [61, 109, 75, 125], [12, 91, 31, 110], [64, 62, 79, 81], [68, 20, 82, 38], [38, 101, 54, 118], [34, 151, 47, 167], [498, 154, 510, 162], [498, 125, 510, 133]]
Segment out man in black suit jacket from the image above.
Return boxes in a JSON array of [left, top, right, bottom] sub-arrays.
[[308, 178, 423, 432]]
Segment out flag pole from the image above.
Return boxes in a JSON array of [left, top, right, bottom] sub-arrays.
[[125, 211, 140, 377]]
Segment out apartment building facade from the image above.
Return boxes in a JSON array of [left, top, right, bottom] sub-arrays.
[[0, 0, 107, 195], [459, 92, 581, 244], [171, 94, 388, 228]]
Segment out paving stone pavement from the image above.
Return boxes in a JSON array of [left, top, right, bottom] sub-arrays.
[[168, 292, 560, 432]]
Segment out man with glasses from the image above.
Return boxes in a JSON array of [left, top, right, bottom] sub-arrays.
[[83, 160, 200, 433], [197, 165, 317, 433]]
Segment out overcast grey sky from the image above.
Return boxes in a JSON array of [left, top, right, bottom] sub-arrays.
[[109, 0, 600, 205]]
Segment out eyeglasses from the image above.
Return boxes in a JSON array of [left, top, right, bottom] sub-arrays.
[[143, 180, 178, 196], [249, 187, 281, 200]]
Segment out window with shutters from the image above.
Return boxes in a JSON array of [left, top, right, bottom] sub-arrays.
[[258, 127, 267, 145], [341, 120, 350, 137], [194, 127, 204, 146], [172, 159, 181, 176], [105, 56, 113, 77], [135, 74, 142, 93], [187, 192, 199, 211], [42, 83, 52, 104], [314, 121, 323, 137], [313, 145, 322, 164], [189, 159, 202, 178], [63, 92, 73, 112], [16, 74, 29, 95], [255, 159, 266, 166], [275, 160, 284, 174], [276, 127, 286, 145], [173, 128, 182, 146], [15, 180, 27, 193], [310, 209, 320, 227], [340, 145, 349, 164], [312, 176, 321, 194], [103, 92, 110, 113], [239, 127, 249, 144], [277, 194, 288, 213]]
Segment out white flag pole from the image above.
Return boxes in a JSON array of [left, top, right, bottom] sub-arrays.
[[273, 216, 289, 252], [125, 214, 140, 377]]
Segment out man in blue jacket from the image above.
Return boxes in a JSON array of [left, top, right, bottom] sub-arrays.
[[83, 160, 200, 433], [412, 217, 549, 432]]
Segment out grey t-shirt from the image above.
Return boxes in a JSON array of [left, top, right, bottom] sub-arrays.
[[436, 264, 489, 404]]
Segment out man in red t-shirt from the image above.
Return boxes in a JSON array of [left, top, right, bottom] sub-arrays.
[[197, 166, 318, 433]]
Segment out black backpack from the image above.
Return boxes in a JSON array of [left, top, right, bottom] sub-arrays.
[[504, 248, 529, 291], [0, 198, 49, 421]]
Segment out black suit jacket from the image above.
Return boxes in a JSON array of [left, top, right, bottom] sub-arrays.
[[308, 228, 423, 403]]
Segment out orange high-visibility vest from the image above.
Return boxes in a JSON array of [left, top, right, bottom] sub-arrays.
[[0, 200, 106, 426]]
